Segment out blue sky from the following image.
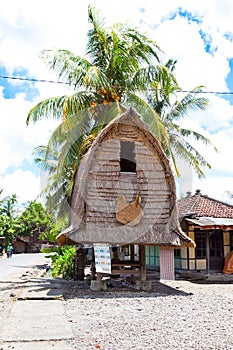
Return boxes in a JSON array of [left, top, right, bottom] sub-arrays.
[[1, 0, 233, 204], [0, 67, 39, 101]]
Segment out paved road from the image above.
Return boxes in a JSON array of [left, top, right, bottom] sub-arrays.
[[0, 253, 47, 281]]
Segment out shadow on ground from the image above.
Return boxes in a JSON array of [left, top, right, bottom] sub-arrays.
[[15, 263, 232, 301]]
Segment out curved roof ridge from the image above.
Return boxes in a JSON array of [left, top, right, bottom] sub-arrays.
[[189, 192, 202, 212]]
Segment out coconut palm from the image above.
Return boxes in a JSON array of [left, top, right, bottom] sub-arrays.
[[28, 6, 211, 215], [27, 5, 162, 128], [27, 5, 169, 213], [145, 59, 214, 177]]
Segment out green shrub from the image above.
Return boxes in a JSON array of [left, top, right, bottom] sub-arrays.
[[48, 246, 76, 279]]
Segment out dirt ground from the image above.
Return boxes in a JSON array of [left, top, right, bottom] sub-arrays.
[[1, 262, 233, 350]]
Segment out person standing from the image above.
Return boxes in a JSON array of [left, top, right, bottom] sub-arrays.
[[7, 244, 13, 258]]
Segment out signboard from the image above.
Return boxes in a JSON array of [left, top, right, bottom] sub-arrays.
[[94, 243, 111, 274]]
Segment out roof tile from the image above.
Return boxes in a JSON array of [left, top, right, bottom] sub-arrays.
[[177, 194, 233, 218]]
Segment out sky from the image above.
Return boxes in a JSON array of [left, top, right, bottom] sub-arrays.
[[1, 0, 233, 205]]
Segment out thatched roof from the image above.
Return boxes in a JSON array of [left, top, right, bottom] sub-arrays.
[[57, 108, 195, 248]]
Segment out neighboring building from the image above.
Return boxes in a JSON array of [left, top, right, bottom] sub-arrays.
[[57, 108, 194, 281], [13, 236, 45, 253], [176, 190, 233, 273], [13, 236, 30, 253]]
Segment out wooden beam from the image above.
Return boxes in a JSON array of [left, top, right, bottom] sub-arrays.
[[140, 245, 146, 282], [130, 244, 135, 261], [206, 232, 210, 275]]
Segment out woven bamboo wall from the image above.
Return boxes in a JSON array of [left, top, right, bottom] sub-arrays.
[[83, 123, 175, 243], [57, 108, 194, 247]]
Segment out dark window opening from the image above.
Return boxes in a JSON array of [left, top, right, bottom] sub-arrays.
[[120, 141, 136, 173], [195, 231, 206, 259], [174, 249, 181, 258]]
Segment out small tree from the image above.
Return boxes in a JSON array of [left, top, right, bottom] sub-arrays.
[[0, 193, 18, 248], [16, 200, 54, 244]]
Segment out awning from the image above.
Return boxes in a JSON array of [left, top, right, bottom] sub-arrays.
[[186, 216, 233, 229]]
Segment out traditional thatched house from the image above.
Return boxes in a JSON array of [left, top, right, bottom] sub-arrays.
[[176, 190, 233, 274], [57, 108, 194, 282]]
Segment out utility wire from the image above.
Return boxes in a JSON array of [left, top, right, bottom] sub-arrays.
[[0, 74, 233, 95], [181, 90, 233, 95], [0, 75, 69, 85]]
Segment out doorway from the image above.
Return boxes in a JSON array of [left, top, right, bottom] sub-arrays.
[[230, 231, 233, 251], [209, 230, 224, 271]]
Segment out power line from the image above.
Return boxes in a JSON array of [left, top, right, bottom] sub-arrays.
[[181, 90, 233, 95], [0, 75, 69, 85], [0, 74, 233, 95]]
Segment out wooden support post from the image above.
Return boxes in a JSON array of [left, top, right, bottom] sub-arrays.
[[206, 232, 210, 275], [140, 244, 146, 282], [112, 246, 120, 259], [91, 247, 96, 279], [160, 246, 175, 281], [130, 244, 135, 261], [75, 246, 85, 281], [130, 244, 136, 283]]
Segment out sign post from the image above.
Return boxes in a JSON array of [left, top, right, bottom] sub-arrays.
[[94, 243, 111, 274]]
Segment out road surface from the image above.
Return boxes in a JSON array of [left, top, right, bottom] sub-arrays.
[[0, 253, 48, 281]]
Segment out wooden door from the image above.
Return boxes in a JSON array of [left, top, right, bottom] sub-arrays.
[[209, 231, 224, 271], [230, 231, 233, 251]]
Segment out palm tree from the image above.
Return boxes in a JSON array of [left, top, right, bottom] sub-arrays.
[[28, 6, 211, 215], [27, 5, 162, 127], [145, 59, 214, 177], [0, 193, 18, 247], [27, 5, 168, 214]]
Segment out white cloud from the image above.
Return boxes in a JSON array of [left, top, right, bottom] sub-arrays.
[[0, 91, 60, 174], [152, 11, 231, 92], [182, 95, 233, 134], [192, 175, 233, 203], [0, 170, 40, 203]]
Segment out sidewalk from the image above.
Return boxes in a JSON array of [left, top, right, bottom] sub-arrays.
[[0, 265, 75, 350]]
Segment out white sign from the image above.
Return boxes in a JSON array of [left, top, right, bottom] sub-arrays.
[[94, 243, 111, 274]]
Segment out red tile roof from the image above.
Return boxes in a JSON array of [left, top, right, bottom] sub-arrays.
[[177, 193, 233, 218]]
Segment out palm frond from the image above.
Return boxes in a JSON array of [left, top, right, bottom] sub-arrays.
[[179, 128, 217, 150], [61, 91, 94, 123], [32, 145, 58, 173], [171, 137, 212, 178], [83, 66, 112, 90], [121, 26, 162, 63], [40, 49, 91, 87], [131, 65, 159, 91], [27, 95, 68, 124], [170, 87, 209, 121], [93, 102, 124, 127], [87, 5, 110, 69], [123, 92, 167, 142]]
